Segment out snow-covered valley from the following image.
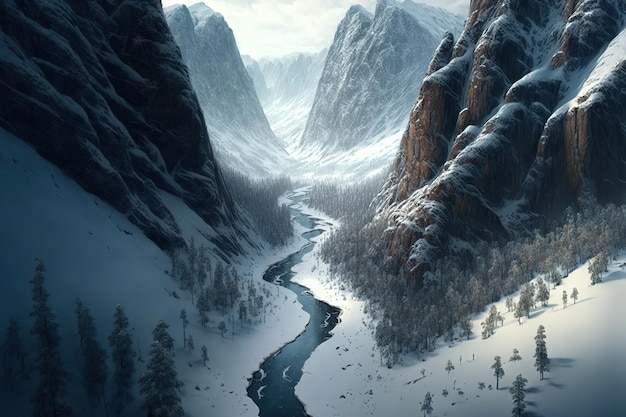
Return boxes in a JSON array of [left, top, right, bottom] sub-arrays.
[[3, 0, 626, 416]]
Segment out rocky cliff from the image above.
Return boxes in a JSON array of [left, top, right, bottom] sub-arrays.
[[0, 0, 243, 253], [381, 0, 626, 283], [165, 3, 293, 176], [300, 0, 464, 153]]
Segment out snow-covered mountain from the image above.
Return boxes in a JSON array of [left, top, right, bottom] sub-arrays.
[[0, 0, 244, 254], [294, 0, 464, 178], [165, 3, 293, 176], [380, 0, 626, 283], [244, 51, 328, 149]]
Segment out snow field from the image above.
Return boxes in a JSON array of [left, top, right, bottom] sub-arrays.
[[291, 196, 626, 417], [0, 128, 313, 417]]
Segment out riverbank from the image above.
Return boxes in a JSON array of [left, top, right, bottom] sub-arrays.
[[291, 198, 626, 416]]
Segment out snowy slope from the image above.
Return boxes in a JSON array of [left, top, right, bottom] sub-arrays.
[[245, 50, 328, 150], [292, 0, 464, 179], [0, 0, 242, 253], [290, 206, 626, 416], [165, 3, 294, 176], [0, 128, 310, 417]]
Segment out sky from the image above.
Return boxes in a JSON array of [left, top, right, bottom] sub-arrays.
[[161, 0, 470, 59]]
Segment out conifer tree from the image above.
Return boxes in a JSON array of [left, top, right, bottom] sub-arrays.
[[153, 320, 175, 354], [218, 321, 226, 338], [108, 304, 136, 415], [421, 391, 433, 417], [201, 345, 209, 366], [187, 335, 194, 353], [533, 325, 550, 380], [571, 287, 579, 304], [491, 355, 505, 390], [180, 309, 189, 348], [29, 258, 72, 417], [535, 277, 550, 307], [2, 317, 26, 385], [509, 374, 528, 417], [509, 348, 522, 363], [445, 359, 455, 374], [562, 290, 568, 308], [75, 299, 108, 406], [139, 341, 184, 417]]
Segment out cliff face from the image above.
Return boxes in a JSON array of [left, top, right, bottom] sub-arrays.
[[165, 3, 292, 176], [0, 0, 242, 253], [300, 0, 464, 152], [381, 0, 626, 282]]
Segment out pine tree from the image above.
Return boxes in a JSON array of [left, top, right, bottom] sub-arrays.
[[533, 325, 550, 380], [187, 335, 194, 353], [535, 277, 550, 307], [201, 345, 209, 366], [509, 348, 522, 363], [108, 304, 136, 415], [180, 309, 189, 348], [197, 288, 210, 327], [29, 258, 72, 417], [139, 341, 184, 417], [460, 316, 473, 340], [562, 290, 568, 308], [75, 299, 108, 406], [571, 287, 579, 304], [238, 300, 248, 327], [153, 320, 175, 354], [491, 355, 505, 390], [509, 374, 528, 417], [218, 321, 226, 338], [445, 359, 455, 374], [2, 318, 26, 381], [421, 391, 433, 417]]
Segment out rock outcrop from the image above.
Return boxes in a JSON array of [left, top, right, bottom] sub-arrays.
[[0, 0, 243, 253], [381, 0, 626, 283]]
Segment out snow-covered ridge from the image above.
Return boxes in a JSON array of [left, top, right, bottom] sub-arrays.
[[0, 0, 242, 252], [165, 3, 294, 177], [295, 0, 464, 178]]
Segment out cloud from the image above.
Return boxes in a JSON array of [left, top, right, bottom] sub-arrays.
[[161, 0, 469, 59]]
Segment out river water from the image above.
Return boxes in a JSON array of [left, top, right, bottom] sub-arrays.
[[246, 192, 341, 417]]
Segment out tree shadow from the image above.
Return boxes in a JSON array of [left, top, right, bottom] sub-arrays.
[[547, 380, 565, 389], [550, 357, 575, 368], [525, 387, 541, 394], [523, 410, 545, 417], [603, 270, 626, 282]]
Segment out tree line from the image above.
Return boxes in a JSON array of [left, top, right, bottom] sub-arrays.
[[315, 179, 625, 363], [221, 166, 293, 246]]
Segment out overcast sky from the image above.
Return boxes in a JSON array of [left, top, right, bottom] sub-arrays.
[[161, 0, 470, 59]]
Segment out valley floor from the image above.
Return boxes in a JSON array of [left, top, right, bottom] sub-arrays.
[[292, 206, 626, 417]]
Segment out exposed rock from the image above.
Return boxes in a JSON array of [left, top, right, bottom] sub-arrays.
[[165, 4, 292, 176], [300, 0, 464, 152], [380, 0, 626, 284], [0, 0, 242, 253]]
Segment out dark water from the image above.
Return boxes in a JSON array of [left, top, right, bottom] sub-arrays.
[[246, 192, 341, 417]]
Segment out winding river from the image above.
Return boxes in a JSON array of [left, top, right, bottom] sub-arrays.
[[246, 191, 341, 417]]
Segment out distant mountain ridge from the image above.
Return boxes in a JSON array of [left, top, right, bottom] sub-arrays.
[[300, 0, 465, 152], [165, 3, 293, 176], [0, 0, 243, 253], [244, 50, 328, 148], [379, 0, 626, 283]]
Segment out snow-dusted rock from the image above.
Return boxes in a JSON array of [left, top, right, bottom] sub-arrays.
[[381, 0, 626, 283], [0, 0, 242, 253], [300, 0, 464, 153], [165, 3, 292, 176]]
